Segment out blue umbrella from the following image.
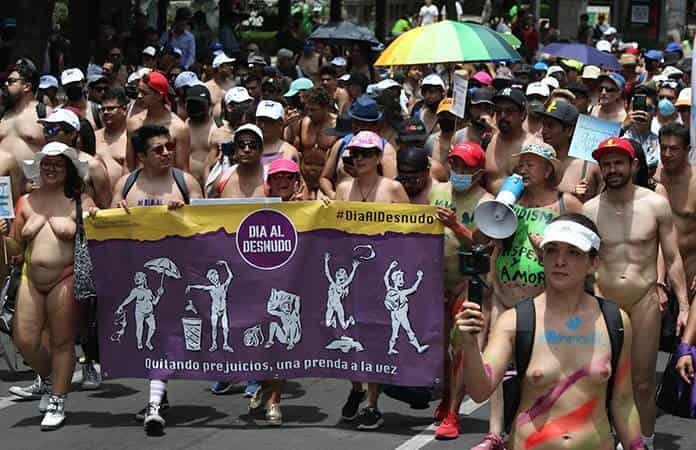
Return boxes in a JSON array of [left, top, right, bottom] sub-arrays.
[[540, 43, 621, 70]]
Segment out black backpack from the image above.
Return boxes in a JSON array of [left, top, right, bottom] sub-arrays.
[[121, 168, 190, 205], [503, 296, 624, 432]]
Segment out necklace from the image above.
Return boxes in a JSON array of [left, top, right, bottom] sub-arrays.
[[358, 178, 380, 202]]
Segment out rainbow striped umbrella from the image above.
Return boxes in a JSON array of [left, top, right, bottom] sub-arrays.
[[375, 21, 521, 67]]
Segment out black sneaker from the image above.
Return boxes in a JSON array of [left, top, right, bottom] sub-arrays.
[[135, 392, 170, 422], [143, 403, 165, 436], [356, 407, 384, 430], [341, 389, 366, 421]]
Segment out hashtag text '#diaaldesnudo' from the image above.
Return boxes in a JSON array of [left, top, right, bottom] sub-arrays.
[[336, 210, 435, 225]]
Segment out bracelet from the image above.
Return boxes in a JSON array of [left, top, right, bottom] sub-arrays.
[[676, 343, 695, 359]]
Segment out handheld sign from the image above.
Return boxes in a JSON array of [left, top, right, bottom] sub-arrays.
[[0, 177, 14, 219], [451, 72, 468, 119], [568, 114, 622, 163]]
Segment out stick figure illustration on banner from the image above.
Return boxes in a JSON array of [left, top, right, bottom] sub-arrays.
[[264, 288, 302, 350], [384, 260, 429, 355], [324, 252, 360, 329], [185, 260, 234, 352], [115, 271, 165, 350]]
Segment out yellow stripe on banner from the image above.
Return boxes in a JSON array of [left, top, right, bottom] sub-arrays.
[[85, 201, 444, 242]]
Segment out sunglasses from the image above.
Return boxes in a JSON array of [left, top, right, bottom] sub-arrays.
[[149, 142, 176, 155], [269, 173, 298, 182], [43, 124, 70, 137], [599, 86, 619, 93], [349, 148, 379, 160], [40, 159, 67, 171], [236, 140, 261, 151]]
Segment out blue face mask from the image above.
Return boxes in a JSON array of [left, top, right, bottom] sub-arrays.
[[658, 98, 676, 117], [451, 172, 475, 192]]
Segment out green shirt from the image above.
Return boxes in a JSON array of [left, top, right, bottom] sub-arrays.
[[391, 19, 411, 37]]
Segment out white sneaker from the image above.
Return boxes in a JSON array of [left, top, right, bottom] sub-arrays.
[[9, 375, 45, 399], [143, 403, 165, 435], [266, 403, 282, 425], [81, 362, 102, 390], [39, 393, 50, 413], [40, 395, 66, 430]]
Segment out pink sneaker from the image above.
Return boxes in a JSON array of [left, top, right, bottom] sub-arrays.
[[434, 398, 449, 422], [434, 411, 460, 440], [471, 433, 505, 450]]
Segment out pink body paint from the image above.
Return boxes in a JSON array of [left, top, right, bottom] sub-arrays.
[[524, 399, 597, 449], [628, 437, 645, 450], [517, 367, 589, 426], [614, 359, 631, 386]]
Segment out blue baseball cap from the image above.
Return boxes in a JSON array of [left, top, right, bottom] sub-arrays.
[[665, 42, 683, 54], [348, 96, 383, 122], [645, 50, 663, 61], [533, 62, 548, 71], [598, 72, 626, 91]]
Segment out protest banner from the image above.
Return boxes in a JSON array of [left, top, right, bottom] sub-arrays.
[[86, 201, 445, 387], [568, 114, 622, 163]]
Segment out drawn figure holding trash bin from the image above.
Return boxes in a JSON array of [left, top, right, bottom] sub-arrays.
[[116, 271, 164, 350], [185, 260, 234, 352], [324, 252, 360, 330], [384, 260, 429, 355], [265, 288, 302, 350]]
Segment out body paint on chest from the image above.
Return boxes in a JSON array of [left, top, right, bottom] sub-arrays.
[[524, 398, 597, 449]]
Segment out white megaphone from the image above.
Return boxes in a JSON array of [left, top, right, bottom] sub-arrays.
[[474, 174, 524, 239]]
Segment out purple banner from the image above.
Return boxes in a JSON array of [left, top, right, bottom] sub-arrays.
[[90, 205, 445, 387]]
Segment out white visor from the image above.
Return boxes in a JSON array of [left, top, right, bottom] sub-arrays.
[[540, 220, 601, 252]]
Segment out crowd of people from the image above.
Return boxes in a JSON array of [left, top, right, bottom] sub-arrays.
[[1, 4, 696, 450]]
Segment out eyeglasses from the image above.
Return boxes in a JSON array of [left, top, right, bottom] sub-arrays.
[[236, 140, 261, 151], [396, 173, 424, 185], [599, 86, 619, 93], [349, 148, 379, 160], [658, 95, 676, 102], [269, 173, 298, 182], [149, 142, 176, 155], [5, 77, 23, 86], [92, 85, 108, 92]]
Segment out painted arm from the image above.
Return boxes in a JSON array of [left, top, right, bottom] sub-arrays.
[[384, 261, 397, 289], [218, 260, 233, 287], [342, 260, 360, 286], [324, 253, 333, 283], [403, 270, 424, 296], [457, 306, 514, 402], [656, 197, 689, 334], [610, 311, 644, 450], [117, 290, 138, 312]]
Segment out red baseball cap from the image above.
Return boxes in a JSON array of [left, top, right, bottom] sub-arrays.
[[591, 137, 636, 161], [145, 71, 171, 108], [268, 158, 300, 176], [624, 47, 640, 56], [449, 142, 486, 169]]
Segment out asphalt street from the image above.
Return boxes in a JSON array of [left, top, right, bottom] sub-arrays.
[[0, 345, 694, 450]]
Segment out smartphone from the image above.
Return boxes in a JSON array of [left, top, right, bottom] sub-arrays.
[[221, 141, 235, 158], [633, 94, 648, 112], [342, 155, 354, 167]]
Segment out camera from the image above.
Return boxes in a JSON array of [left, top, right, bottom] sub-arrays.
[[458, 244, 491, 305], [458, 244, 491, 276]]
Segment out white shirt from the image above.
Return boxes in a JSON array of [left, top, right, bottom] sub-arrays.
[[419, 4, 439, 25]]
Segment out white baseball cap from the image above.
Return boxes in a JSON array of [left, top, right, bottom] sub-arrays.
[[377, 78, 401, 91], [22, 142, 89, 185], [547, 65, 565, 76], [61, 68, 85, 85], [338, 74, 351, 82], [540, 76, 560, 90], [212, 53, 236, 68], [38, 108, 81, 132], [526, 81, 550, 98], [174, 71, 199, 90], [330, 57, 347, 67], [255, 100, 285, 121], [581, 65, 601, 79], [142, 46, 157, 57], [39, 75, 59, 90], [603, 26, 617, 36], [596, 40, 612, 53], [224, 87, 252, 104], [127, 67, 151, 85], [422, 74, 445, 90], [235, 123, 264, 146], [540, 220, 601, 252], [662, 66, 684, 78]]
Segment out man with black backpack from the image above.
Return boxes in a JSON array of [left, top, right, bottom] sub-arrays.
[[109, 124, 201, 435]]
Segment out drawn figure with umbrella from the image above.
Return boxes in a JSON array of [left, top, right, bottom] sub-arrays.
[[112, 258, 181, 350]]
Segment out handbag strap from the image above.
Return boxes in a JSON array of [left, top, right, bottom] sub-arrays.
[[75, 195, 85, 238]]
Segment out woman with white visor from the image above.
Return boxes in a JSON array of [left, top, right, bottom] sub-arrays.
[[454, 213, 645, 450]]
